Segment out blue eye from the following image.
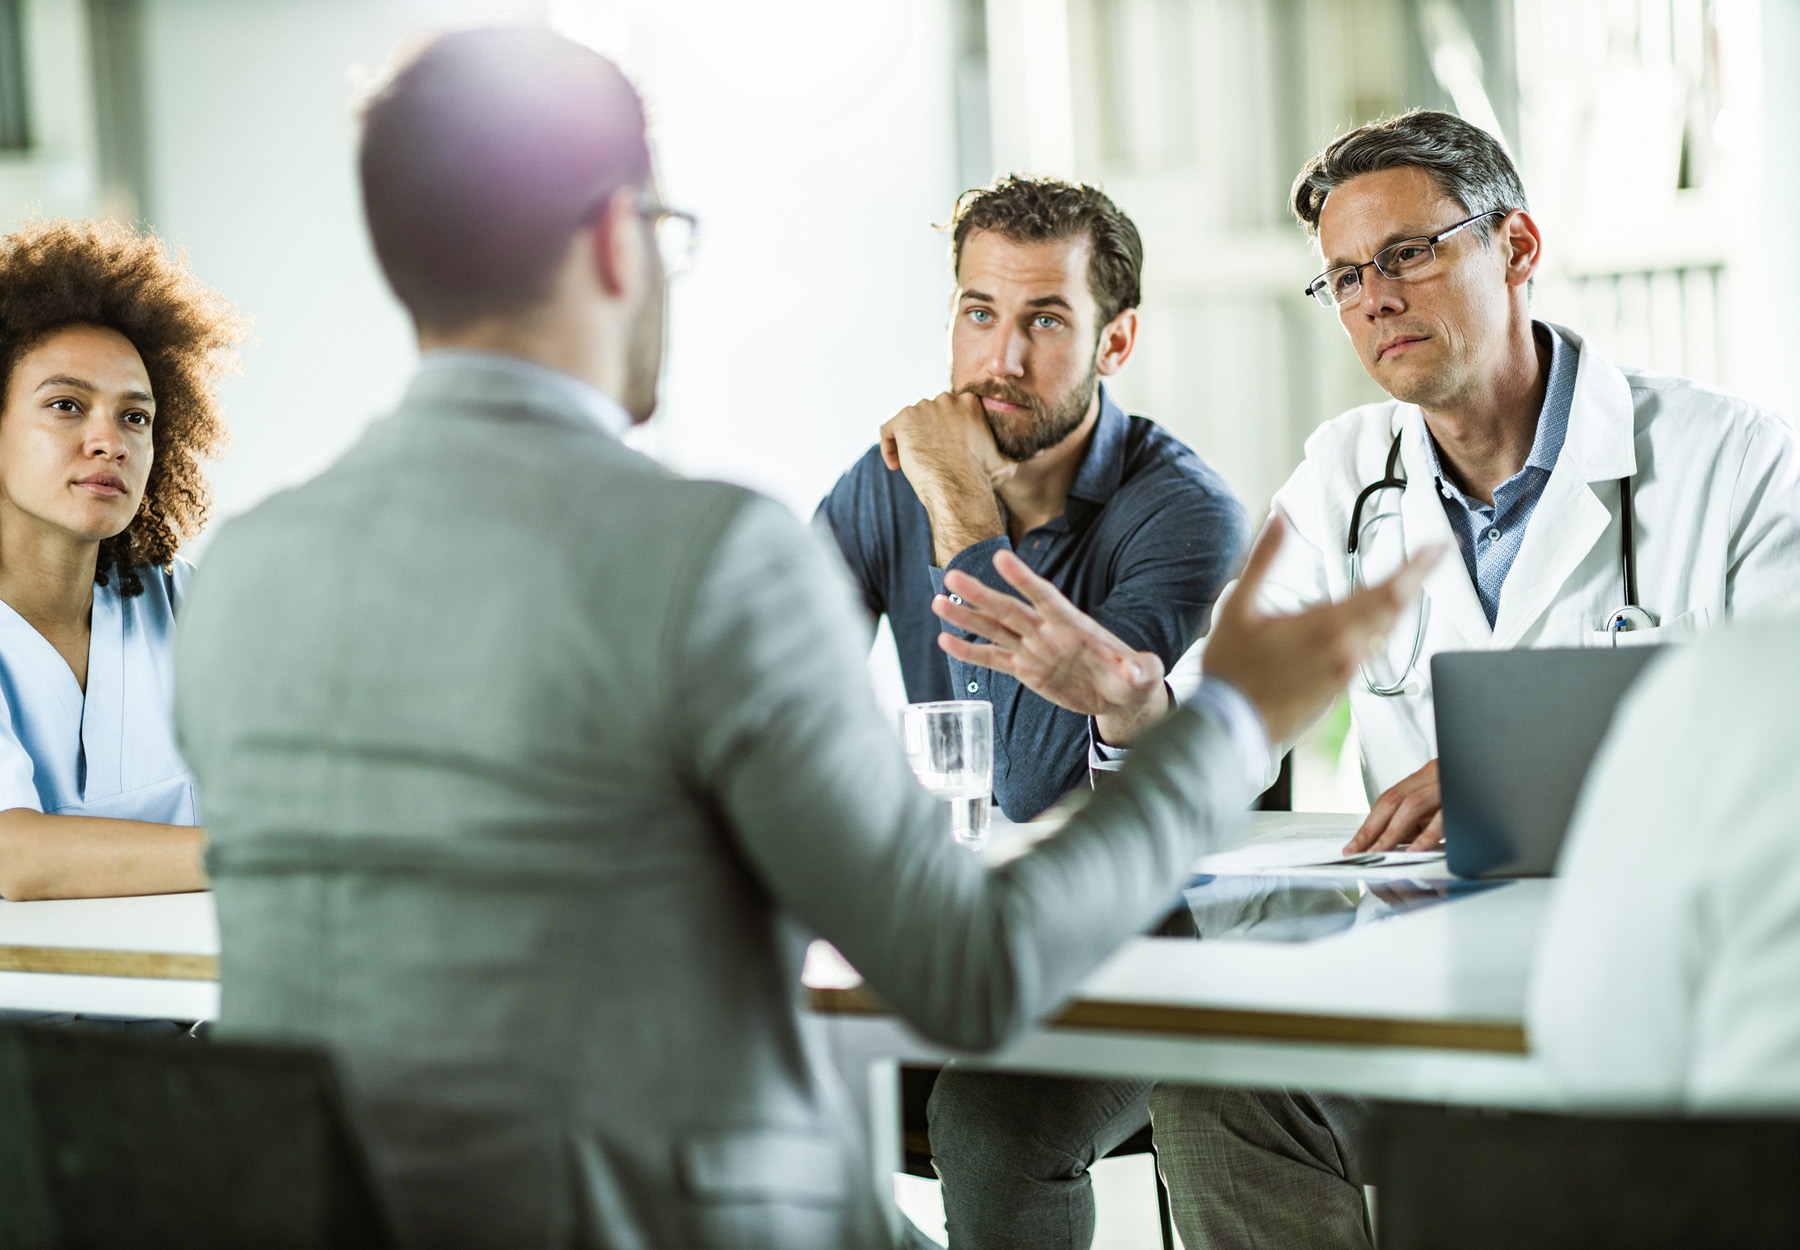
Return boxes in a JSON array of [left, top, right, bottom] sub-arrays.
[[967, 308, 994, 324], [1033, 314, 1061, 330]]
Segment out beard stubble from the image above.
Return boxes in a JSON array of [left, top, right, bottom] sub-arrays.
[[960, 352, 1100, 462]]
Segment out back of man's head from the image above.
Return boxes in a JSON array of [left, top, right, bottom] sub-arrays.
[[359, 26, 651, 333]]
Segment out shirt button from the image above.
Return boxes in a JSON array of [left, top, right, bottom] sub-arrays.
[[948, 594, 963, 606], [1486, 527, 1501, 541], [967, 682, 979, 693]]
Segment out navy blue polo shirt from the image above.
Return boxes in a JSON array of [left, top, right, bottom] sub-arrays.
[[816, 386, 1248, 820]]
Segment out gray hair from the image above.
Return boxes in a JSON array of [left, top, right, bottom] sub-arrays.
[[1290, 109, 1527, 240]]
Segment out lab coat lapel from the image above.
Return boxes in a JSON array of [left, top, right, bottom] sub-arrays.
[[1397, 411, 1492, 647], [1491, 326, 1638, 650], [79, 584, 123, 801]]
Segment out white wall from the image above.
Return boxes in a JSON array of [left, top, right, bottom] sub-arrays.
[[136, 0, 960, 533], [140, 0, 540, 531], [551, 0, 961, 515]]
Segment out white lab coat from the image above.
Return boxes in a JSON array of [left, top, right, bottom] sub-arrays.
[[1529, 615, 1800, 1109], [1259, 323, 1800, 798]]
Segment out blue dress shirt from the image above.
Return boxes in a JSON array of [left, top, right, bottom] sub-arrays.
[[817, 386, 1249, 820], [1422, 323, 1579, 626]]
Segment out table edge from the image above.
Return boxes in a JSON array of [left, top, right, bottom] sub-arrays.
[[807, 986, 1528, 1055], [0, 945, 219, 981]]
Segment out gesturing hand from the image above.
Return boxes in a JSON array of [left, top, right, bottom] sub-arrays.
[[933, 550, 1171, 746], [1201, 517, 1441, 746]]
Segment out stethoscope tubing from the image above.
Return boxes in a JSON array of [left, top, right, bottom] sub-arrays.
[[1348, 427, 1640, 696]]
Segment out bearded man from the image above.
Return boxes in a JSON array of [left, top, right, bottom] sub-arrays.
[[815, 176, 1249, 1249], [818, 176, 1247, 825]]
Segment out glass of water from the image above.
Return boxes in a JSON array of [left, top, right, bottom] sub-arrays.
[[900, 700, 994, 850]]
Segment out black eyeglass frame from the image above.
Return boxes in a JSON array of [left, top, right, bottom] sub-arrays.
[[1303, 210, 1508, 308], [580, 186, 702, 275]]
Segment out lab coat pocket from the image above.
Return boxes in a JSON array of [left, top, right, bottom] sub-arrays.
[[1588, 607, 1709, 649]]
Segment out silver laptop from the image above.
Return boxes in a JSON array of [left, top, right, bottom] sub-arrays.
[[1434, 647, 1663, 878]]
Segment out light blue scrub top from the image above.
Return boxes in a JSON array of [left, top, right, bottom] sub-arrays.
[[0, 559, 196, 825]]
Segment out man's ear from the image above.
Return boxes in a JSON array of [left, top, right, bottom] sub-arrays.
[[1502, 209, 1544, 289], [590, 186, 645, 299], [1096, 307, 1139, 377]]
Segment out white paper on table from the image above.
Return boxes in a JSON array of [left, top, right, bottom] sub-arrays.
[[1194, 825, 1363, 874], [1194, 823, 1447, 875]]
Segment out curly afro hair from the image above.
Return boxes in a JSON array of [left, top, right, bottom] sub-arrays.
[[0, 219, 246, 596]]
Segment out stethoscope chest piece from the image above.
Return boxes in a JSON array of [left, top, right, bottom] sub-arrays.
[[1606, 605, 1657, 635]]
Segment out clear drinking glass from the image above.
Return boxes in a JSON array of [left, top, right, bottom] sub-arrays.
[[900, 700, 994, 850]]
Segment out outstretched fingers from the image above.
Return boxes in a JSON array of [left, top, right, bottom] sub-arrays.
[[1333, 545, 1445, 643], [932, 594, 1021, 648], [940, 567, 1045, 636], [990, 549, 1087, 623], [1218, 517, 1287, 626], [937, 631, 1022, 675]]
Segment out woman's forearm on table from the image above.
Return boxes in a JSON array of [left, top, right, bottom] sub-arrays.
[[0, 808, 208, 900]]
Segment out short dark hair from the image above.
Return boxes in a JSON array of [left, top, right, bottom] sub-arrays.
[[1291, 109, 1527, 239], [358, 26, 652, 331], [0, 220, 244, 596], [949, 176, 1143, 324]]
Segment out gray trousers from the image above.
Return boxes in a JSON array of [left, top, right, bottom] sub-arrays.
[[928, 1068, 1154, 1250], [929, 1069, 1368, 1250], [1149, 1086, 1371, 1250]]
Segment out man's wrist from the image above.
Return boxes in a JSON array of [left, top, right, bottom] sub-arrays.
[[1095, 682, 1173, 748], [914, 476, 1005, 567]]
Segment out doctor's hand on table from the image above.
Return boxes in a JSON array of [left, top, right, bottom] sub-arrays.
[[932, 516, 1442, 747], [1342, 760, 1443, 853]]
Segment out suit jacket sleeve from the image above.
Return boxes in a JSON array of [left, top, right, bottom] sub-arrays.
[[674, 493, 1255, 1052]]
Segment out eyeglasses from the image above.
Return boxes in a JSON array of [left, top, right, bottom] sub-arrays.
[[1303, 210, 1505, 309], [638, 193, 700, 276]]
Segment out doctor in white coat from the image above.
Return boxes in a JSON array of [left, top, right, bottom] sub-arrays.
[[1267, 303, 1800, 856], [930, 108, 1800, 1250]]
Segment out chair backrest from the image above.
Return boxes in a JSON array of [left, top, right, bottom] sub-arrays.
[[0, 1020, 404, 1250], [1370, 1101, 1800, 1250]]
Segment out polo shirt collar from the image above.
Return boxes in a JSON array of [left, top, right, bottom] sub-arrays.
[[1065, 384, 1129, 505]]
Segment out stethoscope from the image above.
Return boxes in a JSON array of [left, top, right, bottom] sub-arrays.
[[1347, 429, 1647, 697]]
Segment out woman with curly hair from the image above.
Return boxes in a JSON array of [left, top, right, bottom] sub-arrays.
[[0, 220, 244, 900]]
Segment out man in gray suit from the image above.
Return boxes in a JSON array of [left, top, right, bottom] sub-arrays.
[[173, 26, 1432, 1250]]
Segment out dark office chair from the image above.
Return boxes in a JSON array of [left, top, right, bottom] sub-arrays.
[[1369, 1101, 1800, 1250], [0, 1019, 405, 1249]]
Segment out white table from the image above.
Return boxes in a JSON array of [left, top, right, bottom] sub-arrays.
[[810, 821, 1555, 1109], [0, 815, 1563, 1241], [0, 890, 217, 1019], [811, 812, 1555, 1107], [0, 815, 1555, 1103], [803, 812, 1566, 1222]]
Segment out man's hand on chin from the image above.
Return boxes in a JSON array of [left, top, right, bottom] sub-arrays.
[[880, 391, 1013, 566], [1342, 759, 1444, 853]]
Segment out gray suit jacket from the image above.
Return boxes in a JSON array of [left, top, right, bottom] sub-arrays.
[[174, 357, 1253, 1249]]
